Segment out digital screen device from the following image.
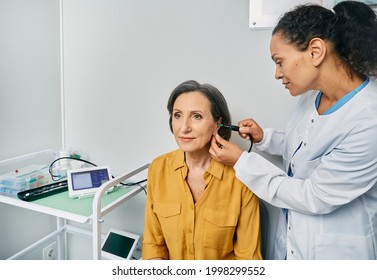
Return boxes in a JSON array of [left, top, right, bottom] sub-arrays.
[[101, 228, 140, 260], [67, 166, 111, 198]]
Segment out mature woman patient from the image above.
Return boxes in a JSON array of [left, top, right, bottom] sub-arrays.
[[142, 80, 262, 260]]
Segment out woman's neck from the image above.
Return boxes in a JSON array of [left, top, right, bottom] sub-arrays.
[[185, 150, 212, 170], [184, 149, 212, 203]]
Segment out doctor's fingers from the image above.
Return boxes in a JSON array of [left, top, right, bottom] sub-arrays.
[[210, 135, 228, 159], [238, 118, 255, 127], [238, 118, 263, 142], [209, 136, 221, 161], [210, 135, 242, 165], [211, 134, 227, 150]]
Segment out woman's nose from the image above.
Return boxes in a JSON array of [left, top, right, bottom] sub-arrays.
[[181, 118, 191, 132]]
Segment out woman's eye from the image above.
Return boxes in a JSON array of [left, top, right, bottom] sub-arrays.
[[193, 114, 202, 120], [174, 112, 181, 119]]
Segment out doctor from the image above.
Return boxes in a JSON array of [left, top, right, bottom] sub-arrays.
[[210, 1, 377, 259]]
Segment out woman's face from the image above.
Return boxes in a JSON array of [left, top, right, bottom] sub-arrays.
[[270, 33, 318, 96], [172, 92, 218, 154]]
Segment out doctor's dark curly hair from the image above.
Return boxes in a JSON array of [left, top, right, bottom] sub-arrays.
[[272, 1, 377, 78]]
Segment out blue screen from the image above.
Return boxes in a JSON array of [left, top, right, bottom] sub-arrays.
[[71, 168, 110, 190]]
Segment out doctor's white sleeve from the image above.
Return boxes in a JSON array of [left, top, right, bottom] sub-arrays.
[[254, 128, 286, 156], [234, 122, 377, 215]]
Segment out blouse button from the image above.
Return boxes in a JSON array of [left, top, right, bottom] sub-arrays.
[[311, 119, 314, 123]]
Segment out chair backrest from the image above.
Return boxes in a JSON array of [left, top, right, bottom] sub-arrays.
[[259, 199, 269, 259]]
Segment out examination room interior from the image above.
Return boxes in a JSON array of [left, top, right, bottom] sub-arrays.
[[0, 0, 297, 259]]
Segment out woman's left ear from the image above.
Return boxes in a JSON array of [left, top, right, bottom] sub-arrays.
[[309, 38, 326, 67]]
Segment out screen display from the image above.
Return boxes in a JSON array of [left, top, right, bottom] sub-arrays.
[[102, 232, 135, 259], [71, 168, 110, 191]]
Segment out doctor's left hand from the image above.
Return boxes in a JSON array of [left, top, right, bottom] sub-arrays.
[[210, 134, 243, 165]]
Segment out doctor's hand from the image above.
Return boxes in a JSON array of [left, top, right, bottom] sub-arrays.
[[238, 118, 264, 143], [210, 134, 244, 165]]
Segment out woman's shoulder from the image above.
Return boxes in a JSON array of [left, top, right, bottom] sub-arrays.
[[221, 163, 256, 195], [150, 149, 182, 168]]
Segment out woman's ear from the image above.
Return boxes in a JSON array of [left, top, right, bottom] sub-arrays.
[[217, 117, 222, 128], [308, 38, 326, 67]]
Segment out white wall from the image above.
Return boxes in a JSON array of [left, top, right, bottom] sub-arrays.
[[62, 0, 297, 259], [62, 0, 295, 170], [0, 0, 61, 259], [0, 0, 61, 160]]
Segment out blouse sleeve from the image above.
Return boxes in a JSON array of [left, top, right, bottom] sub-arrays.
[[233, 186, 263, 260]]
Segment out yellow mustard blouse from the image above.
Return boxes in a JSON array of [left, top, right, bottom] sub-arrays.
[[142, 149, 262, 260]]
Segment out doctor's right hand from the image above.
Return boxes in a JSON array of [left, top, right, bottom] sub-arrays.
[[238, 118, 264, 144], [210, 134, 243, 165]]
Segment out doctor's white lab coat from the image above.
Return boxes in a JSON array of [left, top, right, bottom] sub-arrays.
[[235, 80, 377, 259]]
